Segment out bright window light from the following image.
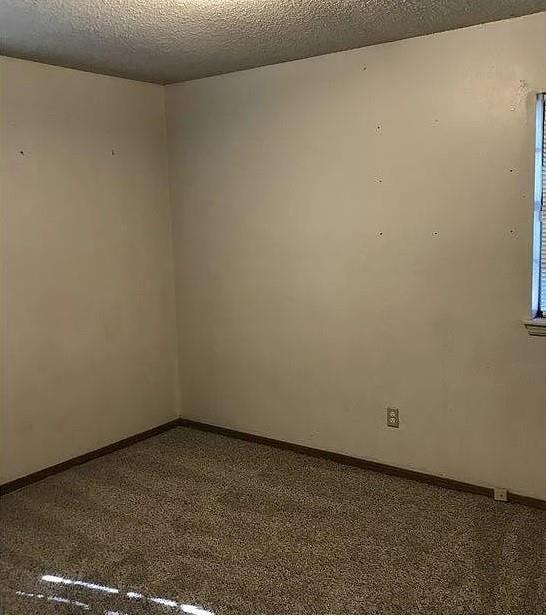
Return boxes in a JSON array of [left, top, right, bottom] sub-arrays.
[[531, 93, 545, 317]]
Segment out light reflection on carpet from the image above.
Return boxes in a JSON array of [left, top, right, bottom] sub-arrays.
[[14, 573, 214, 615]]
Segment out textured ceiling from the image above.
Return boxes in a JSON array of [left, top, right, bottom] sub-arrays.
[[1, 0, 546, 84]]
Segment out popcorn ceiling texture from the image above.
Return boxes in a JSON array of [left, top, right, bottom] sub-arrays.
[[1, 0, 546, 84]]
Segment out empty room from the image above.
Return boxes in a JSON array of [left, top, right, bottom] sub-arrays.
[[1, 1, 545, 614]]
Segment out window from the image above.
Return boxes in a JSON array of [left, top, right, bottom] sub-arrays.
[[526, 94, 546, 335], [531, 94, 545, 319]]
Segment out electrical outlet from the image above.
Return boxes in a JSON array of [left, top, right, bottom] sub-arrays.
[[494, 488, 508, 502], [386, 407, 399, 428]]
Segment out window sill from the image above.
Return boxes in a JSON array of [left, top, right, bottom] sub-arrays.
[[523, 318, 546, 336]]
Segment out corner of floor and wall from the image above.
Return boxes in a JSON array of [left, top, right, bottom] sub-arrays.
[[1, 11, 545, 502]]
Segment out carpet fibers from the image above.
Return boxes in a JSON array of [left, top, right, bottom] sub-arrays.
[[1, 426, 545, 614]]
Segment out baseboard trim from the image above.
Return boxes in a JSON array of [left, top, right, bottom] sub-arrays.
[[178, 418, 546, 511], [2, 416, 544, 510], [507, 492, 546, 510], [0, 419, 180, 496]]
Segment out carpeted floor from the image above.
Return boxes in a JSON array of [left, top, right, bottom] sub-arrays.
[[0, 426, 545, 615]]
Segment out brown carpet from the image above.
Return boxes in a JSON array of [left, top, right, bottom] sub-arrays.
[[1, 426, 545, 614]]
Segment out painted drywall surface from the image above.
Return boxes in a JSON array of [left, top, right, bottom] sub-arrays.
[[167, 13, 546, 499], [0, 57, 177, 483]]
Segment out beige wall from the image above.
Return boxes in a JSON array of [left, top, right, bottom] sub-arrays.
[[0, 58, 178, 482], [166, 13, 546, 499], [1, 14, 545, 499]]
